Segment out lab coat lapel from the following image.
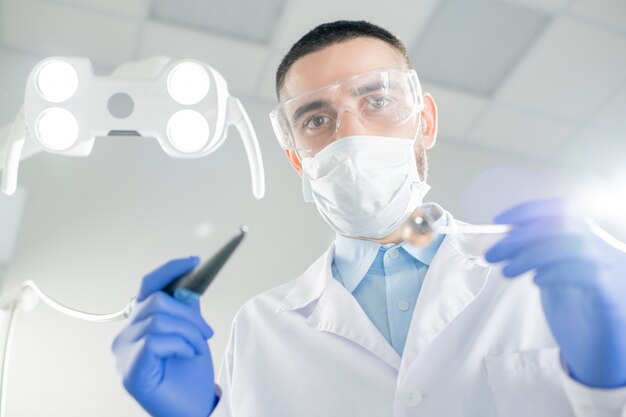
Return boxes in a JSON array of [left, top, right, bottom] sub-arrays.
[[277, 244, 401, 371], [398, 216, 493, 380], [306, 276, 402, 371]]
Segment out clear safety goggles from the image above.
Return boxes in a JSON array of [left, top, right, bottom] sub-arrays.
[[270, 68, 424, 157]]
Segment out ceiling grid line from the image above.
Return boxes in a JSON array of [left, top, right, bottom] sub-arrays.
[[33, 0, 148, 22], [438, 129, 577, 171], [485, 14, 553, 98], [488, 98, 590, 127], [465, 97, 590, 155], [150, 0, 286, 44], [411, 0, 552, 95], [564, 12, 626, 37], [581, 74, 626, 136]]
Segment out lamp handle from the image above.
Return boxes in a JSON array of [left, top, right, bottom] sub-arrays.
[[227, 97, 265, 200], [1, 107, 27, 196]]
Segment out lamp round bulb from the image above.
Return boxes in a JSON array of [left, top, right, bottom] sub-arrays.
[[36, 60, 79, 103], [167, 109, 210, 153], [36, 107, 79, 151], [167, 62, 211, 105]]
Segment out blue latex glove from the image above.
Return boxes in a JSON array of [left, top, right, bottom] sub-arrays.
[[112, 257, 218, 417], [485, 198, 626, 388]]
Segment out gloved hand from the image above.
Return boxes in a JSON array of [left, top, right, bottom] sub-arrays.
[[112, 257, 218, 417], [484, 198, 626, 388]]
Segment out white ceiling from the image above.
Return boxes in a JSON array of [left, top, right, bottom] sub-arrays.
[[1, 0, 624, 167]]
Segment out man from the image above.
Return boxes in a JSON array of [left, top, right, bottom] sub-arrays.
[[112, 21, 626, 417]]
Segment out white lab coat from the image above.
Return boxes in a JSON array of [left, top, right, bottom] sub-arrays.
[[211, 214, 626, 417]]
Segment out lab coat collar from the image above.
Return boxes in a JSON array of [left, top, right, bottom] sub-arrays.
[[332, 235, 379, 293], [276, 242, 402, 370], [276, 207, 498, 374], [333, 203, 448, 293], [275, 247, 333, 314]]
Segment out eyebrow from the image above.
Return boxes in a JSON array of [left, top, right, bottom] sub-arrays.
[[352, 80, 400, 96], [291, 100, 332, 124]]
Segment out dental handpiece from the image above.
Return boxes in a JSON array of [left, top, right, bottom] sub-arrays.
[[401, 208, 512, 246], [162, 226, 248, 303]]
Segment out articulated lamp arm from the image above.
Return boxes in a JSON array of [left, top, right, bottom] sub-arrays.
[[1, 106, 27, 195]]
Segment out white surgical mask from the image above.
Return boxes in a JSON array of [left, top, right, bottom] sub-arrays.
[[301, 135, 430, 239]]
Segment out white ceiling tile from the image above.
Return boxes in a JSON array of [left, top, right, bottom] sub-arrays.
[[140, 21, 268, 97], [495, 17, 626, 121], [468, 104, 576, 157], [2, 0, 140, 68], [593, 81, 626, 134], [411, 0, 548, 95], [272, 0, 441, 54], [422, 81, 488, 139], [558, 124, 626, 169], [152, 0, 285, 43], [42, 0, 151, 18], [568, 0, 626, 32], [495, 0, 571, 14]]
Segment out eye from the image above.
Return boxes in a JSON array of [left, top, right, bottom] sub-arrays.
[[304, 115, 330, 129], [368, 96, 390, 109]]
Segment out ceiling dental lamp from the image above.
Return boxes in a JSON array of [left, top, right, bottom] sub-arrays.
[[1, 56, 265, 199]]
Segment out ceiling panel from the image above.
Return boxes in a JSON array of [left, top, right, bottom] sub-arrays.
[[152, 0, 285, 43], [559, 124, 626, 171], [568, 0, 626, 32], [467, 104, 576, 158], [422, 81, 488, 140], [140, 21, 268, 97], [495, 17, 626, 121], [593, 81, 626, 134], [411, 0, 548, 95], [495, 0, 571, 14], [2, 0, 139, 68], [272, 0, 441, 54], [42, 0, 151, 18]]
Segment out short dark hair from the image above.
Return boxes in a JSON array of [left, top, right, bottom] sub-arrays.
[[275, 20, 411, 100]]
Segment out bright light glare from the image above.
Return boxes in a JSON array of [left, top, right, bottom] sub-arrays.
[[167, 62, 211, 105], [167, 110, 210, 153], [580, 174, 626, 227], [36, 60, 79, 103], [582, 185, 614, 219], [36, 107, 79, 151]]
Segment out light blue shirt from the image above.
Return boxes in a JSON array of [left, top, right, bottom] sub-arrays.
[[331, 205, 447, 356]]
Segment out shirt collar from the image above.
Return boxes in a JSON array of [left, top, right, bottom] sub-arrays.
[[333, 203, 448, 293]]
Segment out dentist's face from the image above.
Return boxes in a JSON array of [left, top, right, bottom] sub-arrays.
[[280, 36, 438, 179]]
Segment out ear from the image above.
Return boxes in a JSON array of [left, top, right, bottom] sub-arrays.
[[420, 93, 438, 149], [285, 149, 303, 176]]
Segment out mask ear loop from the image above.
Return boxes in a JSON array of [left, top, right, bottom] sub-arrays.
[[410, 98, 428, 183], [411, 90, 427, 142]]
